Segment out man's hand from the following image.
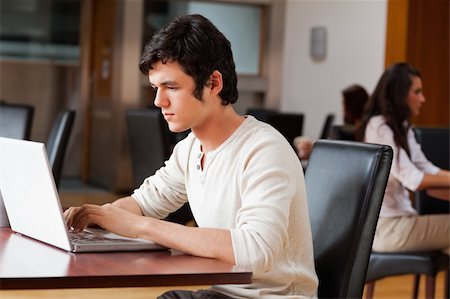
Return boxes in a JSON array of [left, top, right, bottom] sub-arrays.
[[63, 203, 142, 238]]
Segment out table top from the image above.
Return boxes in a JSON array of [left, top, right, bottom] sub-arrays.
[[0, 228, 252, 290]]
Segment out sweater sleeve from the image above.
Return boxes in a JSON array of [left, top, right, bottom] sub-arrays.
[[230, 134, 302, 274], [131, 135, 192, 218]]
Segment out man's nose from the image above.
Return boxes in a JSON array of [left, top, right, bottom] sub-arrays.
[[154, 90, 168, 108]]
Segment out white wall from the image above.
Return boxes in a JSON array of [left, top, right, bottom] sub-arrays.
[[280, 0, 387, 139]]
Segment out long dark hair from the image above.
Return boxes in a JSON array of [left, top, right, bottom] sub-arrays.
[[357, 63, 422, 156], [139, 14, 238, 105]]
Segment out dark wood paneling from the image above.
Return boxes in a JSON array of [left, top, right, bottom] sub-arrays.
[[386, 0, 449, 127], [407, 0, 449, 127]]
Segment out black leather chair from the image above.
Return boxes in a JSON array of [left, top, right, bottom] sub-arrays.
[[365, 127, 450, 299], [305, 140, 393, 298], [247, 108, 304, 147], [46, 110, 76, 189], [328, 124, 357, 141], [319, 113, 335, 139], [126, 109, 193, 225], [0, 101, 34, 140], [413, 127, 450, 214]]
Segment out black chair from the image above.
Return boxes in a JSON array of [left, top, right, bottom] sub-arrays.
[[328, 124, 357, 141], [0, 101, 34, 140], [46, 110, 76, 189], [365, 127, 450, 299], [126, 109, 193, 225], [319, 113, 335, 139], [305, 140, 393, 298], [247, 108, 304, 146], [414, 127, 450, 214]]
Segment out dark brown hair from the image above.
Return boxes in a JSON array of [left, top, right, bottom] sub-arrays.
[[342, 84, 369, 125], [139, 14, 238, 105], [357, 62, 422, 156]]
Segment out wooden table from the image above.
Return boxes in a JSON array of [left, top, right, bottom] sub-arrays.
[[0, 228, 252, 290]]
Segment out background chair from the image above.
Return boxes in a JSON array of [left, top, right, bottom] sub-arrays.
[[0, 101, 35, 228], [365, 127, 450, 299], [126, 109, 193, 225], [0, 101, 34, 140], [247, 107, 304, 147], [328, 124, 357, 141], [46, 110, 76, 189], [305, 140, 393, 298], [413, 127, 450, 214], [319, 113, 335, 139]]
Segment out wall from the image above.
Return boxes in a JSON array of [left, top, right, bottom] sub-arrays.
[[0, 60, 82, 176], [280, 0, 387, 139]]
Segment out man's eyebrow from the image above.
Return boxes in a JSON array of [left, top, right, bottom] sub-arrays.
[[150, 80, 178, 87]]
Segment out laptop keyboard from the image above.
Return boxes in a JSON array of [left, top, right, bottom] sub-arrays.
[[68, 230, 119, 244]]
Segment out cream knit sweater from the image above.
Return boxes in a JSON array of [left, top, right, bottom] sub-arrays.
[[132, 116, 318, 298]]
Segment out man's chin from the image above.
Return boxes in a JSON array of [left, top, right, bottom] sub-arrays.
[[168, 124, 188, 133]]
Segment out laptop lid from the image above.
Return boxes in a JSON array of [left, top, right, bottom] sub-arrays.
[[0, 137, 164, 252]]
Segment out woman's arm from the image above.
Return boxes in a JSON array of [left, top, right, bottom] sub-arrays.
[[417, 169, 450, 201], [417, 169, 450, 190], [426, 188, 450, 201]]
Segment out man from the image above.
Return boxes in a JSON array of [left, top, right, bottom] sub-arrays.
[[64, 14, 318, 298]]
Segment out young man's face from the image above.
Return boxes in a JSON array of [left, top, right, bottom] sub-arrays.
[[148, 61, 213, 133]]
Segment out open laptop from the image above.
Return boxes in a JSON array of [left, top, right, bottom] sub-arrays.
[[0, 137, 166, 252]]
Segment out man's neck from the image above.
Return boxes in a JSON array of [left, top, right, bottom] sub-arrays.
[[193, 105, 245, 153]]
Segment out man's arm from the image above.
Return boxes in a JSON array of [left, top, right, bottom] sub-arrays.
[[64, 201, 235, 264], [111, 196, 144, 215], [137, 216, 235, 263]]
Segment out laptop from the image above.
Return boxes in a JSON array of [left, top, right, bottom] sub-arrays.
[[0, 137, 166, 252]]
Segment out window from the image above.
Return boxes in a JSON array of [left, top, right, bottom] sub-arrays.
[[143, 0, 263, 75], [0, 0, 80, 63]]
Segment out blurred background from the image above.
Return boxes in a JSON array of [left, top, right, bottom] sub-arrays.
[[0, 0, 448, 193]]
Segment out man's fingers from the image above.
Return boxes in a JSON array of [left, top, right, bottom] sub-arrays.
[[70, 204, 103, 232], [63, 207, 79, 229]]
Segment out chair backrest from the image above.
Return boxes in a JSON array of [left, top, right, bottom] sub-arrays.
[[0, 102, 34, 140], [319, 113, 335, 139], [413, 127, 450, 214], [247, 108, 304, 146], [328, 124, 357, 141], [305, 140, 393, 298], [126, 109, 174, 188], [46, 110, 76, 189]]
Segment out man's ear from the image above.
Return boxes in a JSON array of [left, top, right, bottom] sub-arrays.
[[208, 70, 223, 95]]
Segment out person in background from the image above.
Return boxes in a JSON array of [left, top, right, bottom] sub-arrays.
[[343, 84, 369, 126], [64, 14, 318, 299], [357, 62, 450, 255], [294, 84, 369, 160]]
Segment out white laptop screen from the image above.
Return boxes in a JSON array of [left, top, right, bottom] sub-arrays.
[[0, 137, 72, 251]]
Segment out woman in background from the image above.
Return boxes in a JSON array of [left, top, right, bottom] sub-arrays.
[[295, 84, 368, 159], [357, 62, 450, 254]]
